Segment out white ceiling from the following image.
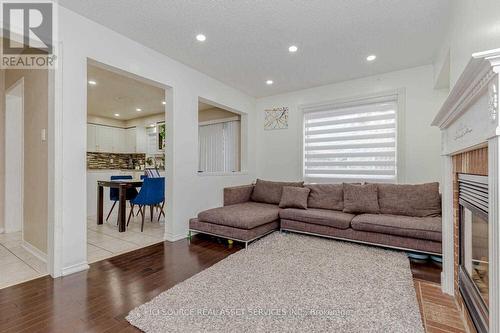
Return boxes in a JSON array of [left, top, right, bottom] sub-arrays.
[[87, 64, 165, 120], [62, 0, 451, 97]]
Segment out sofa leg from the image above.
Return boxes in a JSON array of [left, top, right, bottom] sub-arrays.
[[244, 242, 248, 250], [188, 230, 192, 243]]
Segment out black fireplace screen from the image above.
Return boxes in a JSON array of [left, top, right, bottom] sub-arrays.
[[458, 173, 489, 332]]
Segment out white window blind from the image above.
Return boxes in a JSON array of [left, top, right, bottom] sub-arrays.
[[198, 120, 240, 173], [304, 98, 397, 183]]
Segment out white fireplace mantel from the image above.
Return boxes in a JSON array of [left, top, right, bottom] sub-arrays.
[[432, 48, 500, 333]]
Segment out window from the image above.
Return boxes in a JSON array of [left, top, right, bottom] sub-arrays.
[[303, 95, 398, 183], [198, 120, 240, 173]]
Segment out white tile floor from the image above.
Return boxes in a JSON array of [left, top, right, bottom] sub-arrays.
[[0, 232, 48, 289], [0, 208, 165, 290], [86, 208, 165, 263]]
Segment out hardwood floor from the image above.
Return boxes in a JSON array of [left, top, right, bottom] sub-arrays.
[[0, 235, 465, 333], [415, 280, 466, 333], [0, 235, 240, 333]]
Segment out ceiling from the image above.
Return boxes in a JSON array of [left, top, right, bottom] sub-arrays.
[[87, 64, 165, 120], [64, 0, 451, 97]]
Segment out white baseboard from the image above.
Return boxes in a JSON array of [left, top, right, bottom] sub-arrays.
[[61, 262, 90, 276], [22, 240, 48, 262], [164, 232, 187, 242]]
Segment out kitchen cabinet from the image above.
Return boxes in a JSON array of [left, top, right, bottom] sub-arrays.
[[87, 124, 97, 151], [87, 124, 142, 153], [125, 128, 136, 153], [96, 125, 113, 152], [112, 127, 125, 153]]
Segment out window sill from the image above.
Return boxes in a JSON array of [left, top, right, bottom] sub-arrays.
[[197, 171, 248, 177]]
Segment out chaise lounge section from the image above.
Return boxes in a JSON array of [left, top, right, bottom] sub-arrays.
[[189, 180, 442, 254]]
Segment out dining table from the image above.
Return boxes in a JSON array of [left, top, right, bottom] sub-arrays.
[[97, 178, 143, 232]]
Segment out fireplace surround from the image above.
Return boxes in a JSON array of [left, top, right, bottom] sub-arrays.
[[433, 49, 500, 333]]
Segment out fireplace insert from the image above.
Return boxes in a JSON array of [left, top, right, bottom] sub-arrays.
[[458, 173, 489, 333]]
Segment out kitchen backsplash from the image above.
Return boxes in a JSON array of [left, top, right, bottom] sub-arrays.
[[87, 152, 146, 170]]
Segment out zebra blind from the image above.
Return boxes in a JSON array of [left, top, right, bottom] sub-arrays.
[[303, 98, 398, 183]]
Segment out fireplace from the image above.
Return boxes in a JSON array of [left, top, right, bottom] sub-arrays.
[[458, 173, 489, 332], [432, 49, 500, 332]]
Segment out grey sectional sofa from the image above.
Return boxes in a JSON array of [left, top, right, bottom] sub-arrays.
[[189, 180, 442, 254]]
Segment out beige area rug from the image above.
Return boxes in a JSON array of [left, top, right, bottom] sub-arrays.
[[127, 232, 424, 332]]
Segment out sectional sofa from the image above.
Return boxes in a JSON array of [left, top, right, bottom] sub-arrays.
[[189, 179, 442, 254]]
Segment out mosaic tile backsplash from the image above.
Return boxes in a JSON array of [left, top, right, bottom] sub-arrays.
[[87, 152, 146, 170]]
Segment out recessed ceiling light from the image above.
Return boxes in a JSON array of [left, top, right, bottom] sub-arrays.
[[162, 101, 166, 105], [288, 45, 298, 53], [366, 54, 377, 62], [114, 113, 120, 117], [266, 80, 274, 85], [88, 80, 97, 85], [136, 108, 142, 112], [196, 34, 206, 42]]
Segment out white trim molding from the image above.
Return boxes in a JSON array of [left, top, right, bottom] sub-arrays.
[[22, 240, 48, 263], [164, 232, 187, 242], [61, 262, 90, 276], [440, 155, 454, 295], [488, 137, 500, 333], [432, 48, 500, 333]]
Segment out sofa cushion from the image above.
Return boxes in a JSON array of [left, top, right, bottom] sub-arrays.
[[251, 179, 304, 204], [377, 183, 441, 217], [351, 214, 442, 242], [279, 186, 310, 209], [305, 184, 344, 211], [279, 208, 354, 229], [343, 183, 380, 214], [198, 202, 279, 230]]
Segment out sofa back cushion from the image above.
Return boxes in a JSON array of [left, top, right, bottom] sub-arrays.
[[305, 184, 344, 211], [251, 179, 304, 204], [279, 186, 311, 209], [343, 183, 380, 214], [377, 182, 441, 217]]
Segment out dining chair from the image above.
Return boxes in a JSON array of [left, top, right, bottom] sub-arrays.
[[127, 177, 165, 232], [140, 174, 165, 221], [107, 175, 138, 224], [144, 168, 161, 178]]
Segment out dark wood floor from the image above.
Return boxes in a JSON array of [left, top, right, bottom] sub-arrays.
[[0, 235, 447, 333]]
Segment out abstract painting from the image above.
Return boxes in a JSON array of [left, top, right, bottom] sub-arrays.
[[264, 107, 289, 130]]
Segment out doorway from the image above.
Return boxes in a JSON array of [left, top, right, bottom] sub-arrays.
[[4, 79, 24, 234], [86, 59, 170, 263], [1, 68, 49, 289]]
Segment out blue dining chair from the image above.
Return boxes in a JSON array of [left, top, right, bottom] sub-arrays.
[[127, 177, 165, 232], [107, 175, 138, 224]]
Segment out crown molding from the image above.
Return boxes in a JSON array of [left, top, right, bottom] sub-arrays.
[[432, 49, 500, 129]]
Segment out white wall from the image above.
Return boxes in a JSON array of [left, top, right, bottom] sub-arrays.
[[448, 0, 500, 88], [256, 65, 448, 184], [55, 6, 256, 276]]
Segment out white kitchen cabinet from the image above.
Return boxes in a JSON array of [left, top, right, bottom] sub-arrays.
[[112, 127, 126, 153], [135, 126, 147, 153], [87, 124, 97, 152], [87, 123, 150, 154], [125, 127, 137, 153], [95, 125, 113, 152]]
